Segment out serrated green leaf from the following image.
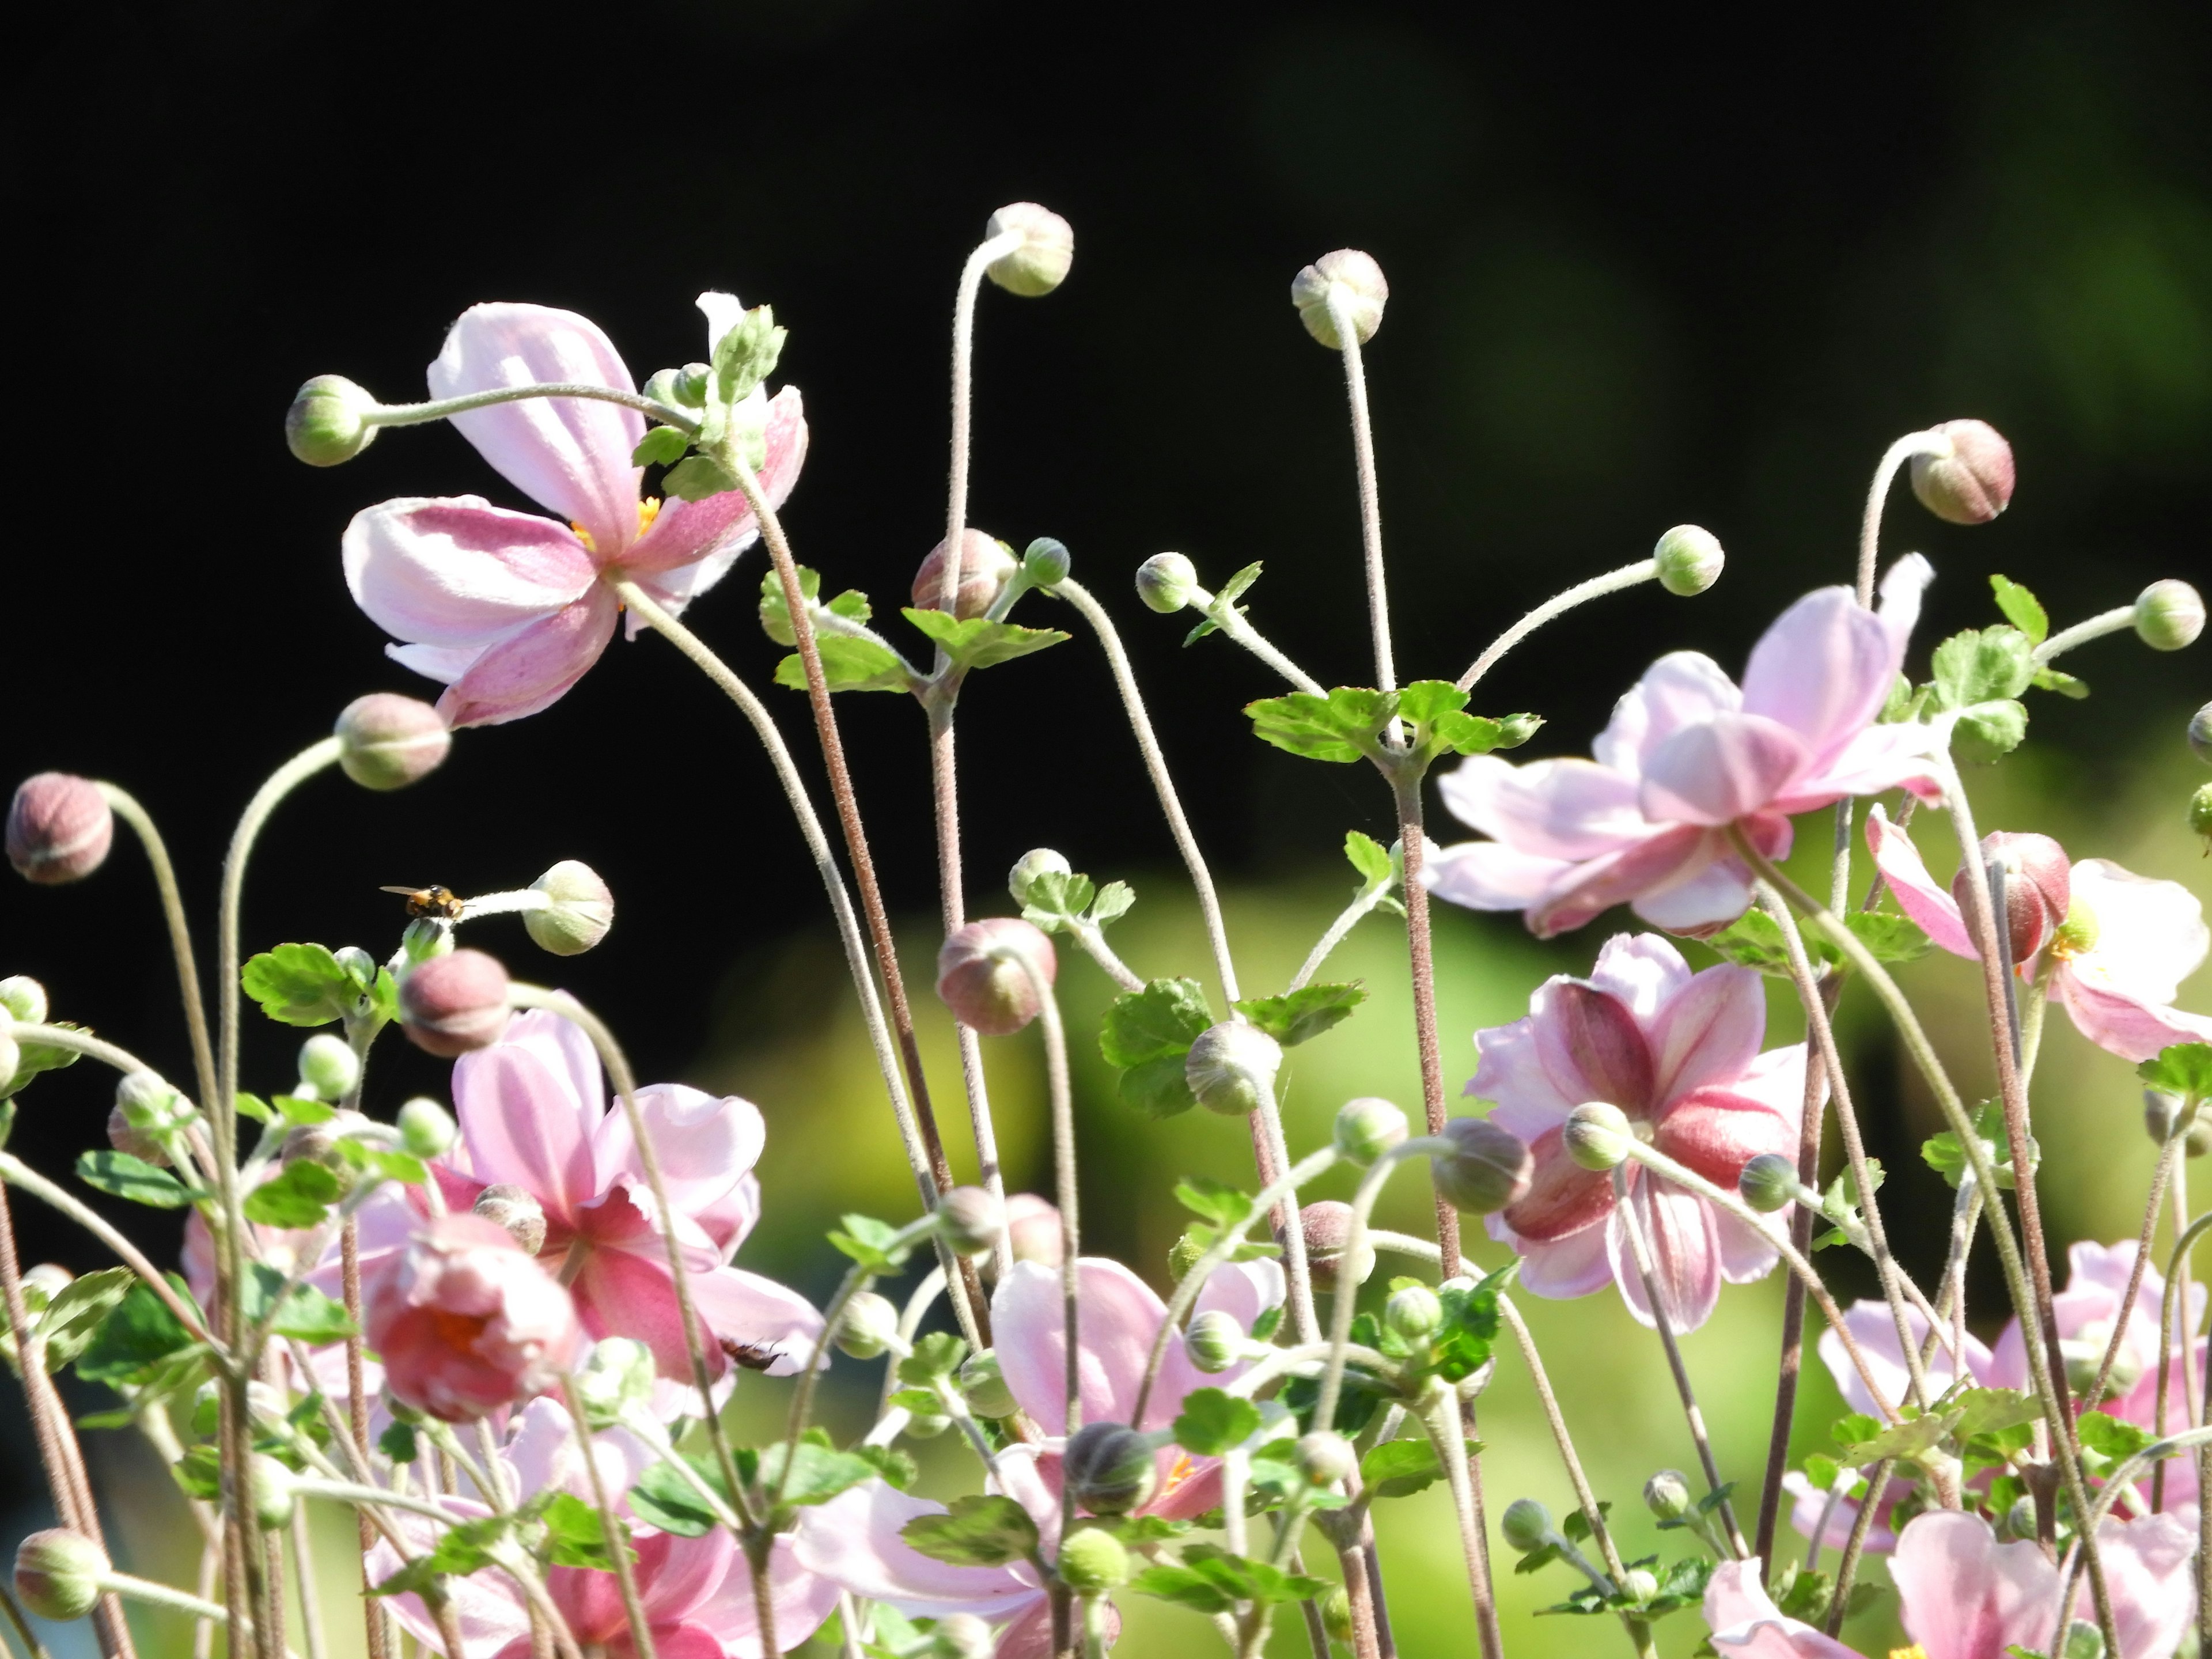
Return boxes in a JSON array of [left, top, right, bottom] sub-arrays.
[[241, 944, 359, 1028], [757, 1442, 882, 1509], [900, 1495, 1038, 1567], [242, 1161, 343, 1229], [1173, 1388, 1260, 1456], [1949, 1387, 2042, 1441], [1395, 680, 1469, 725], [896, 1332, 968, 1385], [1359, 1437, 1445, 1498], [2029, 664, 2089, 699], [1989, 575, 2049, 645], [1344, 831, 1393, 887], [774, 636, 915, 694], [900, 608, 1070, 671], [2077, 1410, 2156, 1461], [632, 427, 690, 467], [75, 1151, 192, 1209], [1848, 911, 1931, 964], [828, 1214, 909, 1273], [1953, 698, 2029, 764], [274, 1094, 335, 1126], [1233, 982, 1364, 1047], [628, 1456, 721, 1537], [1117, 1055, 1199, 1119], [74, 1279, 198, 1388], [1931, 626, 2036, 711], [378, 1422, 419, 1464], [1836, 1406, 1959, 1463], [538, 1492, 620, 1569], [233, 1092, 274, 1124], [2140, 1043, 2212, 1103], [1244, 688, 1395, 763], [1431, 1264, 1507, 1382], [1089, 881, 1135, 926], [1172, 1177, 1254, 1230], [1100, 979, 1212, 1068], [17, 1268, 135, 1374], [242, 1264, 356, 1342], [850, 1444, 918, 1491]]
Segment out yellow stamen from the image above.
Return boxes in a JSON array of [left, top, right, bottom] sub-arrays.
[[570, 521, 597, 555], [568, 500, 658, 559], [1889, 1647, 1929, 1659], [1158, 1450, 1196, 1501]]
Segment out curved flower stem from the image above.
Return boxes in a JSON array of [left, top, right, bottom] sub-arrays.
[[1453, 559, 1661, 694], [0, 1581, 52, 1659], [2033, 605, 2135, 665], [1255, 1084, 1319, 1347], [1017, 961, 1081, 1659], [1185, 581, 1328, 696], [1855, 431, 1946, 606], [0, 1152, 216, 1344], [1228, 1341, 1398, 1402], [2089, 1114, 2190, 1406], [935, 229, 1024, 627], [364, 384, 696, 433], [1314, 1141, 1445, 1433], [2052, 1419, 2212, 1653], [1288, 881, 1392, 994], [2153, 1207, 2212, 1513], [558, 1377, 657, 1659], [1066, 922, 1145, 993], [96, 784, 218, 1111], [1323, 290, 1397, 714], [1823, 1454, 1895, 1638], [1415, 1382, 1501, 1652], [339, 1221, 390, 1659]]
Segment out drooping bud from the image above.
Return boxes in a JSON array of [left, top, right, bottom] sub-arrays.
[[2134, 580, 2205, 652], [297, 1033, 361, 1101], [111, 1071, 190, 1162], [397, 1096, 459, 1159], [1135, 552, 1198, 614], [1499, 1498, 1553, 1554], [107, 1103, 166, 1165], [1295, 1431, 1357, 1487], [7, 774, 113, 885], [13, 1528, 108, 1620], [1290, 250, 1389, 349], [835, 1291, 902, 1361], [1184, 1308, 1246, 1374], [935, 919, 1056, 1036], [903, 1408, 952, 1439], [1431, 1118, 1535, 1213], [572, 1336, 656, 1430], [1908, 419, 2016, 525], [1562, 1103, 1634, 1173], [524, 861, 614, 956], [1184, 1021, 1283, 1117], [1643, 1469, 1694, 1522], [983, 203, 1074, 298], [958, 1350, 1018, 1418], [1950, 831, 2071, 965], [936, 1185, 1003, 1257], [928, 1613, 996, 1659], [1334, 1096, 1409, 1165], [285, 374, 380, 467], [1738, 1152, 1800, 1215], [335, 695, 452, 791], [0, 976, 48, 1025], [2190, 702, 2212, 766], [1320, 1588, 1354, 1643], [1055, 1527, 1131, 1593], [1005, 1192, 1065, 1268], [248, 1453, 298, 1531], [1384, 1283, 1444, 1345], [912, 529, 1021, 621], [1007, 847, 1073, 907], [398, 951, 511, 1057], [1653, 525, 1725, 597], [1022, 537, 1072, 588], [2193, 785, 2212, 850], [1301, 1200, 1374, 1291], [474, 1184, 548, 1256], [1063, 1421, 1160, 1515]]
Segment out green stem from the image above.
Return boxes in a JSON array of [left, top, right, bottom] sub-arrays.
[[1454, 559, 1661, 694], [365, 384, 695, 433], [96, 785, 218, 1113]]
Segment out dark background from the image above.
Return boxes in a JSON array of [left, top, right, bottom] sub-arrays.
[[5, 0, 2211, 1376]]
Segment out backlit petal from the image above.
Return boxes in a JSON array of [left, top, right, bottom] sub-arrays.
[[436, 587, 620, 728], [1435, 755, 1645, 861], [1638, 711, 1810, 827], [1865, 805, 1976, 959], [993, 1258, 1170, 1434], [1606, 1174, 1722, 1331], [1648, 962, 1766, 1103], [1740, 585, 1897, 762], [345, 497, 595, 646], [1593, 652, 1743, 778]]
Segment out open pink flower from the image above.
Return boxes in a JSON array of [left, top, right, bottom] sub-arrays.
[[1702, 1558, 1859, 1658], [1473, 933, 1805, 1331], [430, 1010, 822, 1387], [1867, 807, 2212, 1063], [344, 298, 808, 726], [1429, 556, 1937, 937]]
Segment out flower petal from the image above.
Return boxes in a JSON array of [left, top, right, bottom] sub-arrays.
[[993, 1257, 1171, 1434], [344, 497, 596, 647], [1498, 1128, 1612, 1242], [1653, 1087, 1797, 1192], [1892, 1510, 2057, 1659], [1864, 805, 1977, 959], [2070, 858, 2212, 1005], [1436, 755, 1646, 861], [791, 1484, 1038, 1616], [1592, 652, 1743, 779], [1533, 980, 1656, 1115], [2094, 1512, 2198, 1659], [1740, 584, 1899, 763], [1648, 961, 1767, 1103], [1491, 1214, 1616, 1300], [1584, 933, 1692, 1018], [2053, 972, 2212, 1064], [1704, 1556, 1863, 1658], [684, 1264, 827, 1380], [453, 1031, 601, 1226], [622, 388, 809, 582], [1424, 840, 1573, 911], [436, 586, 619, 728], [688, 1532, 840, 1659], [1638, 711, 1810, 827], [1526, 823, 1725, 939], [590, 1085, 764, 1218], [1627, 857, 1761, 934], [1817, 1298, 1990, 1419], [1775, 721, 1942, 813], [1606, 1173, 1722, 1331]]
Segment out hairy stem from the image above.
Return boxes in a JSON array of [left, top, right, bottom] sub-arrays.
[[96, 785, 218, 1112], [1454, 559, 1661, 694]]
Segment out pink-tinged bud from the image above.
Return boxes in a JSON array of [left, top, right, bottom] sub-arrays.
[[1908, 419, 2016, 525], [398, 950, 512, 1056], [1950, 831, 2070, 964], [2135, 579, 2205, 652], [911, 530, 1021, 621], [1302, 1199, 1374, 1291], [13, 1528, 108, 1621], [107, 1103, 168, 1166], [1434, 1117, 1536, 1212], [6, 774, 113, 885], [936, 1185, 1003, 1257], [365, 1214, 581, 1422], [935, 918, 1056, 1036], [1003, 1192, 1063, 1268], [335, 695, 452, 791]]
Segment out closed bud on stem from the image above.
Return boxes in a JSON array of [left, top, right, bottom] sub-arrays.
[[1295, 1430, 1357, 1487], [1302, 1200, 1375, 1291], [2059, 1619, 2107, 1659], [1908, 419, 2016, 524], [283, 1110, 371, 1186], [1184, 1308, 1247, 1374], [1643, 1468, 1694, 1522], [1023, 537, 1071, 587], [903, 1409, 951, 1439], [912, 529, 1020, 620], [1384, 1283, 1444, 1345], [2190, 702, 2212, 766], [112, 1071, 190, 1162], [1622, 1567, 1660, 1604], [473, 1184, 548, 1255], [984, 203, 1074, 298], [0, 976, 48, 1025], [1135, 552, 1198, 614], [1320, 1587, 1354, 1643], [1055, 1527, 1131, 1593], [1562, 1102, 1634, 1173], [2134, 580, 2205, 652], [397, 1096, 458, 1159], [958, 1350, 1018, 1418], [0, 1030, 17, 1097], [1007, 847, 1072, 907], [1431, 1117, 1535, 1213], [1999, 1494, 2040, 1541], [936, 1185, 1002, 1257], [1005, 1192, 1064, 1268], [1290, 249, 1389, 348], [1334, 1096, 1409, 1165], [524, 861, 614, 956], [1952, 832, 2070, 965], [285, 374, 379, 466], [7, 774, 113, 885], [1500, 1498, 1554, 1554], [247, 1454, 297, 1531], [107, 1103, 166, 1165], [573, 1337, 656, 1430], [835, 1290, 902, 1361], [1653, 525, 1725, 596], [936, 919, 1056, 1036], [1184, 1021, 1282, 1117], [13, 1528, 108, 1620], [335, 695, 452, 791], [297, 1033, 360, 1100], [2190, 783, 2212, 849], [1063, 1421, 1159, 1515], [1738, 1152, 1800, 1214], [399, 951, 511, 1056], [927, 1613, 995, 1659]]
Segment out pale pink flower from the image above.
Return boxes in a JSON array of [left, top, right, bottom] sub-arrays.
[[1702, 1558, 1859, 1658], [364, 1213, 581, 1421], [1428, 556, 1937, 937], [344, 298, 808, 726], [1474, 933, 1804, 1331], [1867, 806, 2212, 1062]]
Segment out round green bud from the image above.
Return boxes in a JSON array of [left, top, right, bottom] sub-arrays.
[[903, 1410, 951, 1440], [1024, 537, 1072, 588], [1334, 1096, 1409, 1165], [1290, 249, 1388, 349], [1184, 1308, 1246, 1375], [1063, 1421, 1159, 1516], [1007, 847, 1073, 907], [1055, 1527, 1131, 1594], [2191, 783, 2212, 847], [524, 861, 614, 956], [1622, 1567, 1660, 1604], [2135, 580, 2205, 652], [835, 1290, 902, 1361], [573, 1336, 656, 1430], [959, 1350, 1018, 1419], [1499, 1498, 1553, 1554], [335, 694, 452, 791], [297, 1033, 361, 1101], [1384, 1283, 1444, 1346], [927, 1613, 995, 1659], [1431, 1117, 1535, 1214], [285, 374, 380, 467], [13, 1528, 108, 1621], [1738, 1152, 1800, 1214], [1184, 1021, 1282, 1118], [2059, 1619, 2107, 1659], [248, 1454, 297, 1531], [1999, 1494, 2039, 1541], [281, 1111, 370, 1190], [1562, 1101, 1634, 1173], [1653, 525, 1725, 597], [1643, 1469, 1694, 1522], [937, 1185, 1003, 1257], [397, 1096, 457, 1159], [1320, 1586, 1354, 1643], [984, 203, 1074, 298], [21, 1264, 71, 1310], [473, 1184, 548, 1255], [0, 976, 48, 1025], [2190, 702, 2212, 766], [1135, 552, 1198, 615], [1295, 1431, 1357, 1488]]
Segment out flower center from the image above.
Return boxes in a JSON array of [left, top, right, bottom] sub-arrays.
[[430, 1308, 490, 1351], [2049, 897, 2100, 960], [568, 498, 662, 558], [1157, 1450, 1196, 1504]]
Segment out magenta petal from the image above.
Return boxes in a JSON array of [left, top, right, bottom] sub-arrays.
[[571, 1245, 694, 1380], [1525, 823, 1721, 938], [452, 1040, 600, 1227], [1532, 981, 1655, 1115], [1436, 755, 1646, 861], [1703, 1558, 1863, 1658], [1500, 1129, 1613, 1242], [1638, 711, 1810, 827], [1863, 806, 1976, 958], [1494, 1214, 1615, 1301], [634, 1529, 737, 1625], [1892, 1511, 2057, 1659], [1654, 1088, 1796, 1191], [690, 1532, 841, 1659], [622, 388, 809, 579], [1740, 585, 1899, 762], [436, 586, 620, 728], [2052, 971, 2212, 1064], [1647, 963, 1766, 1103], [1775, 721, 1942, 813], [1605, 1174, 1721, 1332], [344, 497, 596, 646], [2095, 1513, 2198, 1659]]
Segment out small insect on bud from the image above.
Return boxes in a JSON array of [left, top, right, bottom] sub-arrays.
[[984, 202, 1075, 298], [1653, 525, 1725, 597], [524, 861, 614, 956], [2135, 580, 2205, 653], [1431, 1117, 1535, 1214], [297, 1033, 361, 1101], [1302, 1200, 1376, 1291], [1738, 1152, 1801, 1215], [1022, 537, 1071, 588], [1295, 1430, 1357, 1488], [2190, 702, 2212, 766], [474, 1184, 548, 1256], [1005, 1192, 1065, 1268], [1135, 551, 1199, 615], [936, 918, 1056, 1036], [399, 951, 511, 1057], [572, 1337, 656, 1429], [927, 1613, 995, 1659], [7, 774, 113, 885], [21, 1264, 73, 1308], [1055, 1527, 1131, 1594], [1290, 249, 1389, 349], [1384, 1283, 1444, 1345], [937, 1185, 1003, 1257], [835, 1290, 902, 1361], [1908, 418, 2016, 525], [13, 1528, 109, 1621], [2192, 784, 2212, 849], [285, 374, 380, 467], [0, 976, 48, 1025], [335, 694, 452, 791], [248, 1453, 298, 1531], [1007, 847, 1073, 907], [959, 1350, 1018, 1418], [912, 529, 1021, 621], [1320, 1587, 1354, 1643], [1499, 1498, 1554, 1554], [1185, 1021, 1283, 1118], [1562, 1102, 1634, 1173], [1184, 1308, 1247, 1374], [1643, 1469, 1694, 1522], [1063, 1421, 1159, 1516], [396, 1096, 458, 1160], [1334, 1096, 1410, 1165]]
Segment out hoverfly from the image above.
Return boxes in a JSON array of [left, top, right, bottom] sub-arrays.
[[381, 884, 467, 921], [719, 1336, 785, 1373]]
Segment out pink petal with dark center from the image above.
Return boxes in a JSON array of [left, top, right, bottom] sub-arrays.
[[1652, 1087, 1797, 1191], [1533, 981, 1654, 1114], [436, 587, 620, 728], [1648, 963, 1767, 1104], [1499, 1128, 1613, 1243]]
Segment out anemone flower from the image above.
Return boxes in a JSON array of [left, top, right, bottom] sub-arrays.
[[1428, 556, 1936, 938], [1702, 1559, 1859, 1658], [345, 297, 808, 726]]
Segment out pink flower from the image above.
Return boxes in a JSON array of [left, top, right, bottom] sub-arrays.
[[1702, 1558, 1859, 1657], [1867, 807, 2212, 1062], [1428, 556, 1938, 937], [430, 1011, 822, 1388], [1473, 933, 1805, 1331], [344, 298, 808, 726], [364, 1213, 581, 1421]]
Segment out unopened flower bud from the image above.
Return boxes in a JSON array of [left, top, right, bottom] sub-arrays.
[[1063, 1421, 1159, 1515], [397, 1096, 459, 1159], [1185, 1021, 1282, 1118], [7, 774, 113, 885], [1007, 847, 1073, 907], [835, 1290, 902, 1361], [283, 1111, 370, 1184], [1055, 1526, 1130, 1593], [1334, 1096, 1409, 1165], [335, 695, 452, 791], [927, 1613, 995, 1659], [959, 1350, 1018, 1418], [903, 1409, 951, 1439], [1622, 1566, 1660, 1604], [13, 1528, 108, 1620], [1653, 525, 1725, 597], [474, 1184, 548, 1256], [247, 1454, 297, 1531], [1951, 835, 2066, 961], [937, 1186, 1003, 1257], [2062, 1326, 2143, 1400], [1320, 1587, 1354, 1643], [2135, 580, 2205, 652], [1023, 537, 1071, 587], [107, 1103, 167, 1165], [1184, 1308, 1246, 1374], [1135, 552, 1198, 614], [912, 529, 1021, 620], [936, 919, 1056, 1036], [2191, 784, 2212, 849], [524, 861, 614, 956], [1005, 1192, 1064, 1268], [285, 374, 380, 467], [0, 976, 48, 1025], [572, 1337, 656, 1429], [1562, 1103, 1634, 1173], [1431, 1117, 1535, 1214], [2190, 702, 2212, 766], [984, 203, 1074, 298], [1290, 249, 1389, 349], [1295, 1430, 1357, 1487], [21, 1264, 72, 1308], [2059, 1619, 2107, 1659], [399, 951, 510, 1057], [1384, 1283, 1444, 1345], [1738, 1153, 1800, 1214], [1500, 1498, 1553, 1554], [297, 1033, 360, 1101], [1908, 419, 2016, 525], [112, 1071, 190, 1161], [1302, 1200, 1376, 1291], [1999, 1494, 2039, 1541], [1643, 1469, 1694, 1522]]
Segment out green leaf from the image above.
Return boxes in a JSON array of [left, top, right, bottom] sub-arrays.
[[174, 1443, 221, 1501], [774, 635, 915, 694], [1172, 1177, 1255, 1231], [662, 454, 738, 502], [1281, 1368, 1388, 1438], [1130, 1544, 1328, 1613], [757, 1442, 882, 1509], [77, 1150, 193, 1209], [899, 1495, 1039, 1567], [1117, 1055, 1201, 1119], [2141, 1043, 2212, 1103], [538, 1492, 620, 1570], [900, 608, 1070, 672], [1848, 911, 1931, 964], [1173, 1388, 1261, 1457], [1020, 870, 1096, 927], [1090, 881, 1135, 926], [17, 1268, 135, 1374], [709, 304, 786, 410], [1835, 1406, 1960, 1463], [336, 1140, 430, 1185], [1244, 687, 1394, 763], [1395, 680, 1467, 726], [1359, 1436, 1446, 1499], [828, 1214, 910, 1274], [1953, 699, 2029, 765], [241, 944, 360, 1028], [1949, 1388, 2043, 1441], [242, 1264, 357, 1342], [1930, 626, 2036, 711], [274, 1094, 336, 1126], [628, 1457, 721, 1537], [1101, 978, 1213, 1118], [2077, 1411, 2155, 1461], [233, 1092, 274, 1124], [896, 1333, 969, 1385], [1989, 575, 2049, 645], [849, 1444, 918, 1491], [1702, 911, 1805, 976], [1922, 1101, 2032, 1192], [1233, 982, 1365, 1047], [1184, 562, 1262, 643], [1344, 831, 1393, 887], [2029, 665, 2089, 699], [74, 1279, 198, 1388], [631, 427, 690, 467], [1431, 1264, 1507, 1382], [378, 1422, 419, 1465], [243, 1160, 343, 1229]]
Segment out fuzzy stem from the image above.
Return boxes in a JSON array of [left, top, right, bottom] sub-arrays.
[[96, 785, 218, 1112], [1388, 775, 1459, 1277], [1416, 1384, 1501, 1656], [558, 1377, 656, 1659], [1824, 1456, 1895, 1638], [340, 1219, 390, 1659], [2153, 1206, 2212, 1513], [2088, 1118, 2188, 1405], [1289, 880, 1392, 994], [1856, 432, 1946, 605], [1185, 581, 1328, 696], [2033, 605, 2135, 665], [0, 1154, 215, 1344], [1315, 1141, 1445, 1432], [936, 230, 1024, 628], [1453, 560, 1661, 694], [1324, 290, 1397, 708], [364, 384, 694, 432]]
